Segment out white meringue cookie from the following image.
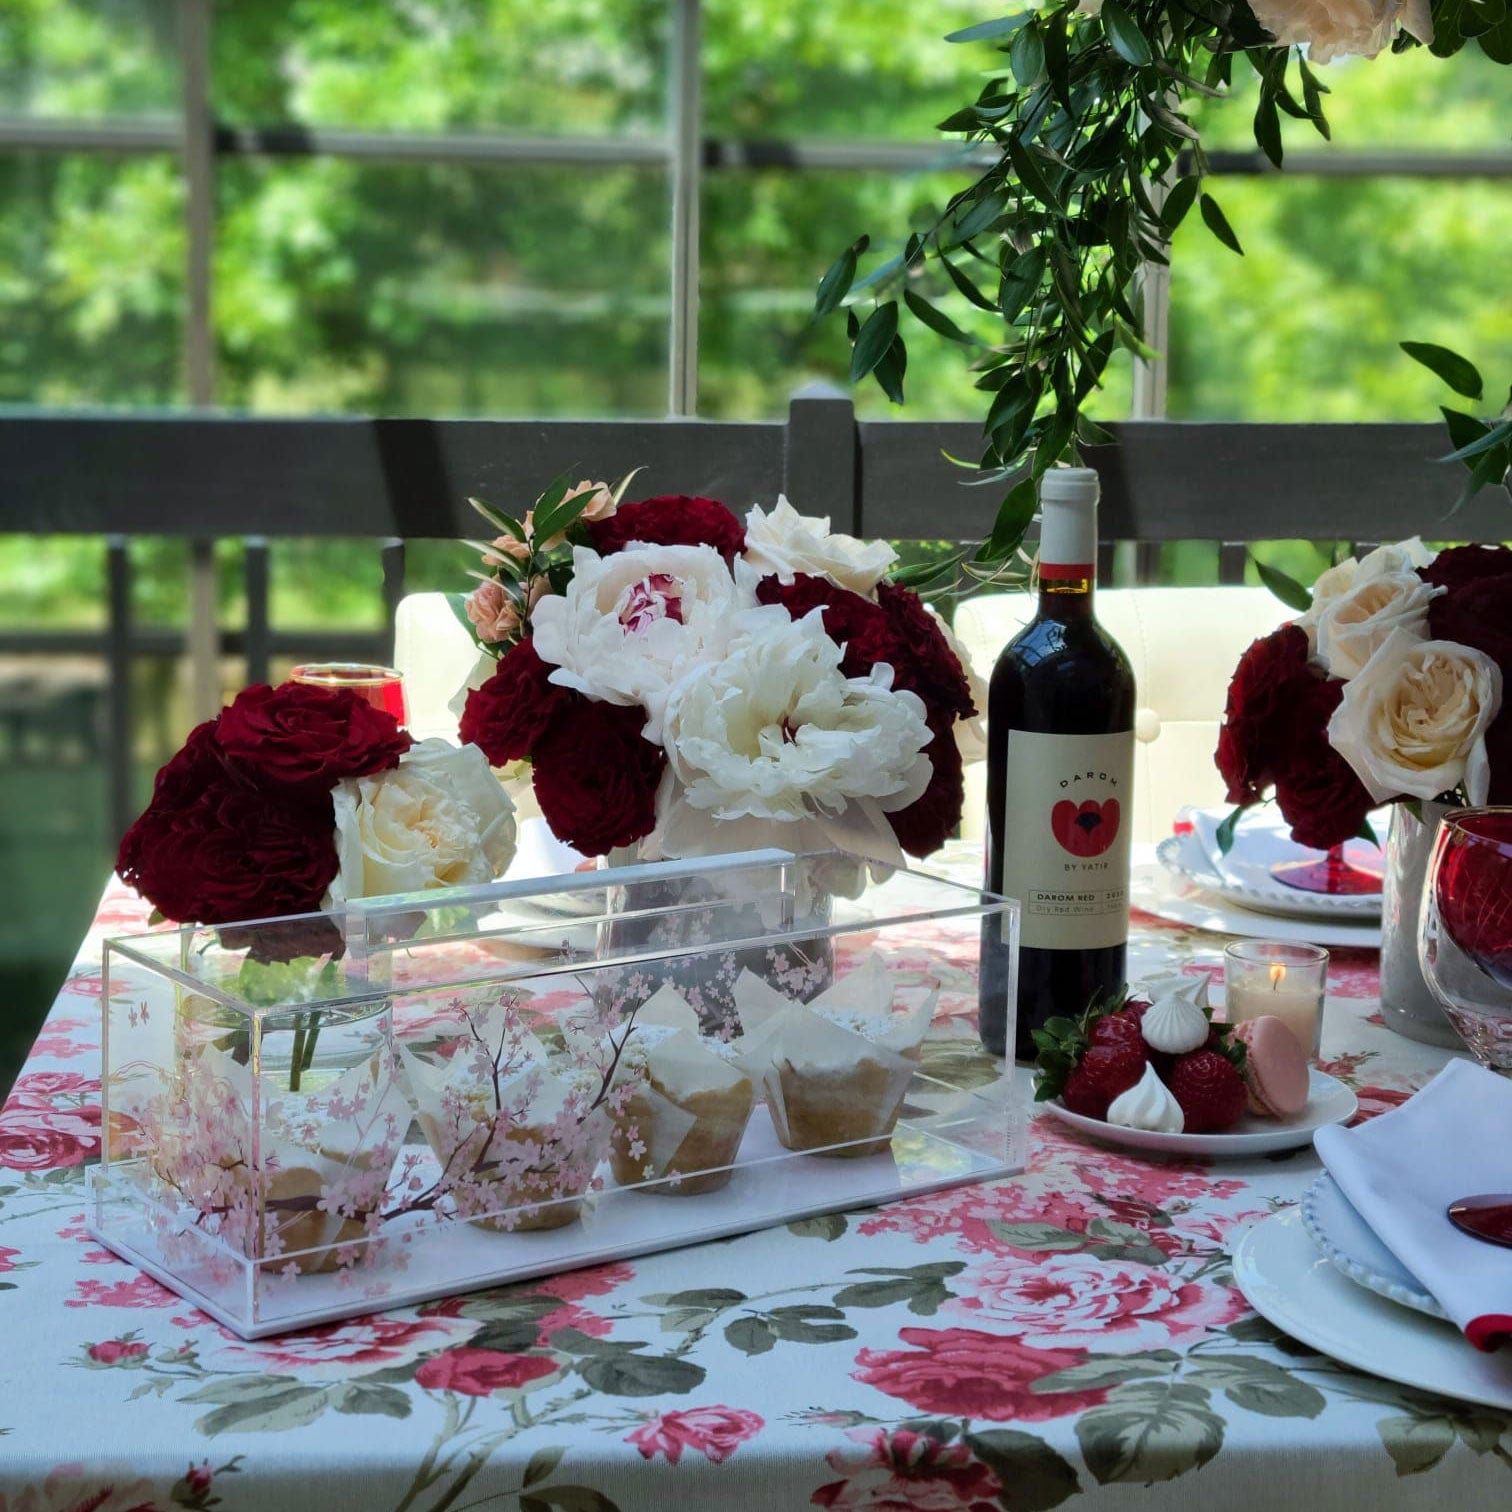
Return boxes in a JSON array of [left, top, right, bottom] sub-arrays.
[[1140, 993, 1211, 1055], [1106, 1062, 1185, 1134], [1136, 972, 1208, 1011]]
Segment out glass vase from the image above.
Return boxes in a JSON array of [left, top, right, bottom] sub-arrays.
[[1379, 799, 1462, 1048]]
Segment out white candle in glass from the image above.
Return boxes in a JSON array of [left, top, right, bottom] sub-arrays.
[[1225, 960, 1323, 1058]]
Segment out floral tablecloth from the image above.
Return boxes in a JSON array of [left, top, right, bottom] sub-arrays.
[[2, 869, 1504, 1512]]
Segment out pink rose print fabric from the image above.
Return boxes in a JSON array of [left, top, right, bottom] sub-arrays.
[[0, 871, 1487, 1512]]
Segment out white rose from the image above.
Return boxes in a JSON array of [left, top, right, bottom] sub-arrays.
[[1247, 0, 1431, 61], [1313, 569, 1443, 679], [1299, 539, 1438, 655], [649, 607, 932, 866], [1327, 628, 1502, 804], [325, 739, 517, 905], [529, 543, 743, 742], [743, 496, 897, 597]]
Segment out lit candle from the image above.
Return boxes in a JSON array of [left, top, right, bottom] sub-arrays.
[[1223, 945, 1328, 1060]]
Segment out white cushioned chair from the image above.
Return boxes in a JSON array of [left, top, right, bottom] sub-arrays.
[[394, 585, 1289, 850]]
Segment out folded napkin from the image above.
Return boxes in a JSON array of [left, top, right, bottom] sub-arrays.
[[1186, 804, 1386, 889], [1314, 1060, 1512, 1350]]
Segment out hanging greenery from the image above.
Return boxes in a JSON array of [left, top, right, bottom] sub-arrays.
[[814, 0, 1511, 572]]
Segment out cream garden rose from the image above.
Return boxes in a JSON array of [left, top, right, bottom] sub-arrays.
[[325, 739, 517, 905], [650, 606, 931, 865], [530, 543, 743, 741], [743, 496, 897, 597], [1312, 567, 1443, 680], [1300, 538, 1436, 665], [1328, 628, 1502, 804], [1248, 0, 1432, 62]]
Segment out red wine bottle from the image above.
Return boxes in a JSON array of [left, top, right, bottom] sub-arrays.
[[979, 468, 1135, 1061]]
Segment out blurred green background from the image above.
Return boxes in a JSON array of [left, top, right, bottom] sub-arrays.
[[0, 1, 1508, 1085]]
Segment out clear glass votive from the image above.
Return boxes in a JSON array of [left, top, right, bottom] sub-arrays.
[[290, 662, 407, 725], [1223, 940, 1328, 1060]]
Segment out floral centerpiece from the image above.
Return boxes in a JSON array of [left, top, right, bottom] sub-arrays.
[[454, 479, 981, 869], [1215, 540, 1510, 848]]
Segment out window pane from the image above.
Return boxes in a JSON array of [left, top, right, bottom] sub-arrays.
[[704, 1, 987, 142], [214, 0, 667, 137], [0, 0, 179, 117], [1167, 176, 1512, 420], [0, 153, 184, 406], [216, 158, 670, 416]]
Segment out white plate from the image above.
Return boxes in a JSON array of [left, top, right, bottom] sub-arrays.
[[1232, 1208, 1512, 1411], [1132, 862, 1383, 949], [1041, 1069, 1357, 1157], [1300, 1173, 1446, 1320], [1167, 816, 1384, 919]]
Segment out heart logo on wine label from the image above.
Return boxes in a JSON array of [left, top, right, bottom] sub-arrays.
[[1051, 798, 1121, 857]]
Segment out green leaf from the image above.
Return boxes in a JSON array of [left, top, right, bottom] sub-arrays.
[[1101, 2, 1154, 66], [576, 1352, 705, 1397], [977, 477, 1038, 563], [1441, 416, 1512, 465], [332, 1382, 412, 1420], [850, 302, 899, 384], [1010, 24, 1046, 86], [1480, 11, 1512, 60], [1377, 1414, 1457, 1476], [1253, 94, 1283, 169], [452, 1291, 565, 1326], [469, 1319, 549, 1354], [1009, 139, 1063, 213], [940, 254, 999, 312], [523, 1446, 565, 1488], [1199, 193, 1244, 256], [963, 1430, 1081, 1510], [645, 1288, 747, 1310], [787, 1214, 848, 1241], [766, 1305, 858, 1346], [724, 1316, 779, 1356], [949, 191, 1010, 247], [519, 1489, 620, 1512], [1075, 1381, 1225, 1485], [189, 1383, 335, 1437], [1402, 341, 1483, 400], [872, 333, 908, 405], [1184, 1355, 1327, 1418], [986, 1220, 1087, 1253], [1215, 806, 1244, 856], [1439, 405, 1492, 456], [904, 288, 979, 347], [1253, 556, 1312, 612], [1160, 176, 1200, 232], [1032, 1355, 1179, 1393], [946, 15, 1034, 43], [551, 1328, 643, 1357], [815, 236, 868, 318]]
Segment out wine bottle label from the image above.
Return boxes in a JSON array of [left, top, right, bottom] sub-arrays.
[[997, 729, 1132, 950]]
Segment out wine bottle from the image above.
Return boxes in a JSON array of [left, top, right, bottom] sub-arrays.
[[979, 468, 1135, 1061]]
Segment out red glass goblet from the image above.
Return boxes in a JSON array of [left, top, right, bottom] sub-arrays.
[[290, 662, 407, 727], [1418, 807, 1512, 1070]]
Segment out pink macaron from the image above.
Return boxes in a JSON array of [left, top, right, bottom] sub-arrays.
[[1230, 1016, 1310, 1118]]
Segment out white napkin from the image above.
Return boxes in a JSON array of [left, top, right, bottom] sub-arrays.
[[1314, 1060, 1512, 1350], [1187, 804, 1385, 889]]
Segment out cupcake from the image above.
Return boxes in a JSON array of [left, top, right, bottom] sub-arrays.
[[609, 1021, 754, 1195], [735, 956, 935, 1159]]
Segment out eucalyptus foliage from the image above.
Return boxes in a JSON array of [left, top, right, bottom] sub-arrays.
[[817, 1, 1512, 566]]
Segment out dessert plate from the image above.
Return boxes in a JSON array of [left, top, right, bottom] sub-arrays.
[[1041, 1069, 1357, 1157], [1300, 1173, 1446, 1320], [1232, 1208, 1512, 1411], [1158, 809, 1383, 922]]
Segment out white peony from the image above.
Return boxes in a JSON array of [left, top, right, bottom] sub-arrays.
[[1327, 628, 1502, 805], [743, 496, 897, 597], [325, 739, 517, 905], [530, 543, 743, 742], [1312, 569, 1444, 680], [649, 607, 932, 866], [1248, 0, 1432, 61]]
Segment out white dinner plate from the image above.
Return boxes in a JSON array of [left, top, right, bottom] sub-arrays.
[[1132, 862, 1383, 949], [1158, 830, 1381, 923], [1232, 1208, 1512, 1411], [1040, 1069, 1357, 1157], [1300, 1173, 1446, 1320]]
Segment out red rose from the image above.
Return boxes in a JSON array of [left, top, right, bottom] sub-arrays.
[[216, 682, 411, 789], [626, 1406, 764, 1465], [875, 583, 977, 727], [1215, 625, 1319, 806], [1273, 678, 1378, 850], [117, 764, 338, 925], [888, 722, 964, 859], [459, 639, 568, 764], [88, 1338, 150, 1366], [413, 1346, 557, 1396], [0, 1106, 102, 1169], [1435, 810, 1512, 990], [850, 1326, 1108, 1422], [813, 1426, 1002, 1512], [587, 495, 746, 561], [1428, 573, 1512, 673], [755, 573, 896, 678], [531, 700, 666, 855], [1422, 544, 1512, 594]]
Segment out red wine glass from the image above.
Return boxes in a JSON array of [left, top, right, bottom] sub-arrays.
[[1417, 806, 1512, 1071], [290, 662, 407, 726]]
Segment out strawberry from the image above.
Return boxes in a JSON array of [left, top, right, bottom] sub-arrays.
[[1080, 1040, 1146, 1102], [1167, 1050, 1248, 1133], [1062, 1063, 1109, 1120], [1088, 1012, 1144, 1050]]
